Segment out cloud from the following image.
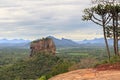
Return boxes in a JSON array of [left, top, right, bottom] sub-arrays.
[[0, 0, 102, 40]]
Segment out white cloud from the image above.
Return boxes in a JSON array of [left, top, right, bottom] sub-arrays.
[[0, 0, 103, 40]]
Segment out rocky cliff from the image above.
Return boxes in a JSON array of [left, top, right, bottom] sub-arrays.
[[30, 38, 56, 56]]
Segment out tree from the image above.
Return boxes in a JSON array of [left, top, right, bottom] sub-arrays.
[[82, 4, 111, 60], [96, 0, 120, 55], [109, 4, 120, 56], [91, 0, 120, 4], [83, 0, 120, 59], [92, 0, 120, 56]]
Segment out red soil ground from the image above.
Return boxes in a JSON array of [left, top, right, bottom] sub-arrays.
[[49, 63, 120, 80], [96, 63, 120, 71]]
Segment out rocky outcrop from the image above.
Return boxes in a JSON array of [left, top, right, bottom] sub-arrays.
[[30, 38, 56, 56]]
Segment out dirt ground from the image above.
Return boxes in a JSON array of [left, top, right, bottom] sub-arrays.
[[49, 63, 120, 80], [49, 69, 120, 80]]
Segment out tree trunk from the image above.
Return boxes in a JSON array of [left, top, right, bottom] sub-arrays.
[[113, 13, 119, 56], [103, 27, 111, 60], [102, 16, 111, 60], [116, 13, 119, 56], [113, 15, 117, 55]]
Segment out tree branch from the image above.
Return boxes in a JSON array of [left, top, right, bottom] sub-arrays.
[[105, 17, 112, 25], [91, 18, 103, 26], [92, 14, 102, 22], [105, 14, 110, 21]]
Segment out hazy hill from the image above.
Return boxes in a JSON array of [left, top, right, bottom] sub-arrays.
[[78, 38, 113, 45], [0, 37, 115, 49], [0, 39, 30, 43], [0, 37, 80, 49], [47, 36, 80, 48], [0, 39, 30, 48]]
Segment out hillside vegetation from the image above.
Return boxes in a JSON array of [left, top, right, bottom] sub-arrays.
[[0, 46, 116, 80], [0, 53, 74, 80]]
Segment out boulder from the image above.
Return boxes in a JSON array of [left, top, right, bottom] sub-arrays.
[[30, 38, 56, 56]]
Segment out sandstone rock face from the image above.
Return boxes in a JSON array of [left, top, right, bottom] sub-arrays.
[[30, 38, 56, 56]]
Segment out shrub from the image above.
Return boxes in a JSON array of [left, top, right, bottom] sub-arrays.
[[37, 76, 46, 80], [50, 59, 73, 76], [94, 56, 120, 67], [109, 56, 120, 64], [0, 53, 75, 80]]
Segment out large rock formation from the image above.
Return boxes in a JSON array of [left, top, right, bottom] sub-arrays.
[[30, 38, 56, 56]]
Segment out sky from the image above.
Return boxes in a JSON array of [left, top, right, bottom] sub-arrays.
[[0, 0, 103, 41]]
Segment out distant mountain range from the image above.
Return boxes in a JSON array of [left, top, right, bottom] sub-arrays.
[[0, 39, 30, 48], [0, 39, 30, 43], [0, 37, 80, 49], [0, 36, 114, 49], [78, 38, 113, 45], [47, 36, 80, 48]]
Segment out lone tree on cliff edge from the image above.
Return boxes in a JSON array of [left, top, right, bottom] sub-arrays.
[[82, 0, 120, 59], [93, 0, 120, 56], [82, 4, 111, 60]]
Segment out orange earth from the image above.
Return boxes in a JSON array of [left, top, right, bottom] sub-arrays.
[[49, 63, 120, 80]]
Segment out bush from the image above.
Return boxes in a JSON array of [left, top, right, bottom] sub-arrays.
[[94, 56, 120, 67], [109, 56, 120, 63], [69, 58, 97, 70], [50, 60, 73, 76], [0, 53, 60, 80], [0, 53, 75, 80], [37, 76, 46, 80]]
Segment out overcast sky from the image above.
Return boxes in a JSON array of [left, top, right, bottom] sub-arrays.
[[0, 0, 103, 41]]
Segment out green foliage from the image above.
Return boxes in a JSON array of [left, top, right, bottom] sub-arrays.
[[50, 60, 73, 76], [109, 56, 120, 64], [37, 75, 47, 80], [94, 56, 120, 67], [0, 48, 29, 66], [0, 46, 114, 80], [69, 58, 97, 70], [0, 53, 74, 80], [32, 37, 51, 43]]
